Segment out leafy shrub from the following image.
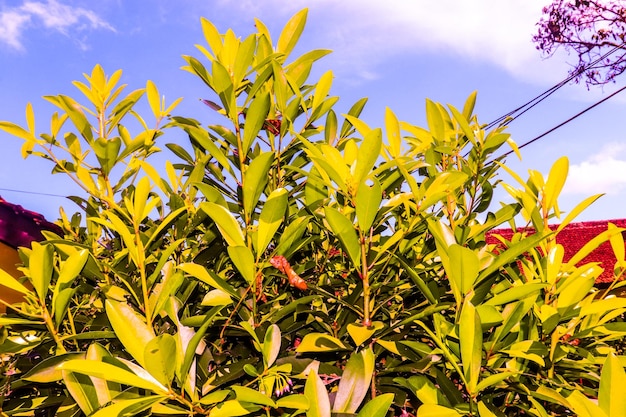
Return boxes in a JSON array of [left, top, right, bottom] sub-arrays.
[[0, 9, 625, 417]]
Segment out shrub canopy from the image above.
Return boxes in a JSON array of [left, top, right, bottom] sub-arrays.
[[0, 9, 625, 417]]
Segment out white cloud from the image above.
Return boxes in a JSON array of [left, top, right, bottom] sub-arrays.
[[0, 0, 113, 50], [0, 11, 30, 49], [212, 0, 570, 86], [564, 142, 626, 195]]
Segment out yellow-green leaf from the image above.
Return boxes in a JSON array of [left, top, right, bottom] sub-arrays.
[[459, 299, 481, 394], [201, 202, 245, 247], [144, 334, 177, 387], [333, 347, 375, 413], [356, 179, 381, 232], [227, 245, 256, 285], [105, 300, 156, 367], [296, 333, 348, 353], [599, 352, 626, 416], [417, 404, 462, 417], [276, 9, 308, 59], [243, 151, 274, 219], [256, 188, 288, 256], [305, 370, 330, 417], [59, 360, 167, 393], [324, 207, 361, 268], [29, 242, 54, 301]]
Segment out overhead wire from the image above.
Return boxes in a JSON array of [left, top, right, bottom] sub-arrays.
[[495, 83, 626, 160], [486, 42, 626, 130], [0, 187, 67, 198]]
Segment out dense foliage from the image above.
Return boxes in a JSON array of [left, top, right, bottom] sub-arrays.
[[1, 9, 626, 417], [534, 0, 626, 85]]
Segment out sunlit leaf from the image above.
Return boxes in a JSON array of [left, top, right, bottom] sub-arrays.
[[105, 300, 156, 367], [333, 347, 375, 413], [305, 370, 330, 417]]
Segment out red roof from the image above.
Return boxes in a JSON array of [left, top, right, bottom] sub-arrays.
[[0, 197, 62, 249], [486, 219, 626, 284]]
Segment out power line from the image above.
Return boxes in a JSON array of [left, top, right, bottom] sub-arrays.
[[0, 187, 67, 198], [495, 83, 626, 160], [486, 42, 626, 130]]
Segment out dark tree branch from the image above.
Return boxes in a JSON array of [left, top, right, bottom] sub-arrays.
[[534, 0, 626, 86]]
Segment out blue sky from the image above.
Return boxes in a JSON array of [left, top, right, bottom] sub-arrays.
[[1, 0, 625, 223]]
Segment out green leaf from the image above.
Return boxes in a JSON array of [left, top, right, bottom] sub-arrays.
[[333, 347, 375, 413], [180, 306, 225, 380], [305, 370, 331, 417], [475, 372, 516, 394], [425, 99, 446, 142], [29, 241, 54, 301], [202, 289, 233, 306], [599, 352, 626, 416], [486, 283, 547, 306], [233, 34, 256, 85], [59, 360, 168, 393], [201, 202, 245, 247], [567, 391, 607, 417], [459, 299, 481, 394], [91, 395, 166, 417], [53, 249, 89, 326], [276, 394, 309, 410], [276, 9, 308, 59], [544, 156, 569, 212], [146, 79, 161, 118], [324, 207, 361, 268], [312, 70, 333, 112], [208, 400, 261, 417], [45, 94, 93, 142], [144, 334, 177, 387], [93, 136, 121, 175], [178, 124, 233, 175], [340, 98, 368, 138], [262, 324, 281, 369], [417, 404, 462, 417], [178, 263, 238, 298], [227, 245, 256, 285], [477, 402, 498, 417], [199, 390, 231, 405], [385, 107, 401, 157], [0, 266, 32, 295], [357, 393, 394, 417], [256, 188, 288, 256], [243, 151, 274, 219], [353, 128, 382, 188], [232, 386, 276, 407], [62, 370, 99, 415], [151, 268, 185, 319], [242, 93, 270, 155], [23, 352, 86, 383], [447, 244, 479, 298], [356, 179, 381, 232], [296, 333, 348, 353], [105, 300, 156, 367], [132, 175, 153, 223], [477, 232, 548, 284], [0, 120, 37, 141], [556, 193, 603, 234], [557, 265, 598, 309], [85, 343, 121, 406], [394, 375, 449, 406], [347, 322, 383, 346]]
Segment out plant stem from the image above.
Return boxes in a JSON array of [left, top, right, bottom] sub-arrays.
[[360, 233, 371, 326]]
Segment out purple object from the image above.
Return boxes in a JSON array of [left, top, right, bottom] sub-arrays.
[[0, 197, 62, 249]]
